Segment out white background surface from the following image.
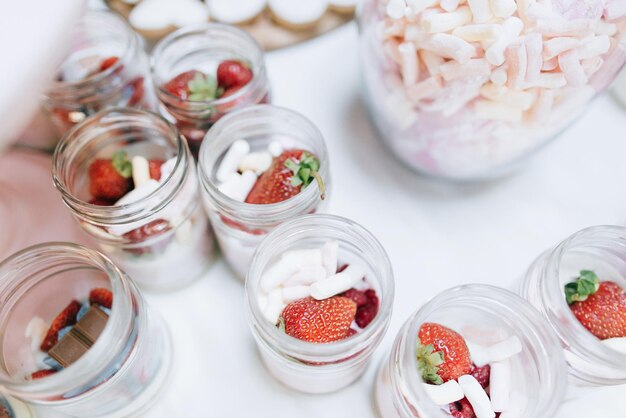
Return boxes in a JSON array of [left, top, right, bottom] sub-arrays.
[[10, 21, 626, 418], [142, 23, 626, 418]]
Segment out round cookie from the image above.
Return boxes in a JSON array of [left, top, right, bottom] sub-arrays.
[[328, 0, 356, 14], [268, 0, 329, 29], [207, 0, 266, 24], [129, 0, 209, 39]]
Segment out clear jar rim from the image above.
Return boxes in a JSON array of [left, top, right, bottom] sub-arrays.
[[0, 242, 137, 398], [391, 284, 568, 418], [542, 225, 626, 371], [45, 10, 136, 94], [150, 23, 267, 108], [245, 214, 394, 362], [198, 105, 330, 225], [52, 107, 188, 226]]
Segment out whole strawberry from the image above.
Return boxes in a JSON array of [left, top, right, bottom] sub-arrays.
[[217, 60, 253, 89], [89, 288, 113, 309], [566, 270, 626, 340], [245, 149, 325, 204], [417, 323, 472, 384], [40, 300, 81, 352], [88, 150, 132, 202], [280, 296, 357, 343]]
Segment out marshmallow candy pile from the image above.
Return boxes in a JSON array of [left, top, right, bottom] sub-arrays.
[[418, 323, 525, 418], [257, 241, 380, 342], [371, 0, 626, 176]]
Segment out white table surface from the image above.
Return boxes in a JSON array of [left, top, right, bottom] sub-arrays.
[[15, 22, 626, 418]]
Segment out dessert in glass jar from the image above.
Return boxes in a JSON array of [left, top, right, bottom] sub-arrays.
[[245, 214, 394, 393], [359, 0, 626, 181], [521, 225, 626, 386], [198, 105, 329, 280], [0, 243, 171, 417], [42, 10, 153, 138], [375, 284, 567, 418], [151, 23, 270, 157], [52, 108, 215, 292]]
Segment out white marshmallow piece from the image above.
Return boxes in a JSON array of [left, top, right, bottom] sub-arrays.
[[474, 100, 522, 123], [467, 0, 493, 23], [602, 337, 626, 354], [577, 35, 610, 60], [407, 76, 443, 102], [605, 1, 626, 20], [490, 360, 511, 412], [284, 265, 328, 286], [260, 249, 323, 293], [423, 381, 464, 405], [399, 42, 420, 86], [441, 58, 491, 81], [458, 375, 496, 418], [238, 152, 272, 175], [453, 24, 503, 42], [470, 336, 523, 366], [216, 139, 250, 182], [485, 17, 523, 66], [505, 44, 527, 89], [131, 156, 150, 188], [419, 50, 445, 76], [218, 170, 257, 202], [310, 263, 366, 300], [268, 141, 283, 157], [529, 88, 554, 124], [527, 73, 567, 89], [386, 0, 406, 19], [427, 33, 476, 63], [480, 83, 534, 110], [282, 285, 311, 303], [490, 66, 508, 85], [160, 157, 177, 181], [207, 0, 266, 24], [558, 49, 588, 87], [322, 240, 338, 277], [543, 37, 580, 60], [116, 179, 159, 206], [263, 288, 286, 324], [440, 0, 460, 12], [524, 33, 543, 83], [491, 0, 516, 18], [422, 6, 472, 33]]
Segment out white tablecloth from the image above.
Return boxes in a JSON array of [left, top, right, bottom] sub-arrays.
[[138, 23, 626, 418]]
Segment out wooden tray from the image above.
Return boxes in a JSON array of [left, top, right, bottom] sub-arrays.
[[107, 1, 354, 51]]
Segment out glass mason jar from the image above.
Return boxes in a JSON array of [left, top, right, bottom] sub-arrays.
[[0, 243, 171, 417], [358, 1, 626, 181], [52, 108, 215, 292], [198, 105, 330, 280], [151, 23, 270, 157], [520, 225, 626, 386], [42, 10, 154, 138], [375, 284, 567, 418], [245, 214, 394, 393]]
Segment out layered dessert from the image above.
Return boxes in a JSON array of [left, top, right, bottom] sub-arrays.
[[360, 0, 626, 179]]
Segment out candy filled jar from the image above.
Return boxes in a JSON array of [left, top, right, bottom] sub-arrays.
[[358, 0, 626, 181]]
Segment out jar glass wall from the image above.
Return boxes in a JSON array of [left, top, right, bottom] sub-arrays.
[[0, 243, 171, 418], [42, 11, 153, 137], [358, 0, 626, 181], [520, 225, 626, 386], [375, 284, 567, 418], [52, 108, 215, 292], [245, 214, 394, 393]]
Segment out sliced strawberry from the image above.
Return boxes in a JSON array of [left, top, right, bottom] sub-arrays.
[[355, 289, 379, 328], [127, 77, 145, 107], [470, 364, 490, 388], [417, 323, 472, 384], [341, 288, 368, 307], [163, 70, 201, 100], [449, 398, 476, 418], [148, 159, 165, 181], [122, 219, 172, 255], [31, 369, 57, 380], [245, 149, 324, 204], [99, 56, 119, 72], [217, 60, 253, 89], [568, 273, 626, 339], [219, 214, 266, 235], [40, 300, 81, 352], [280, 296, 357, 343], [89, 288, 113, 309], [88, 151, 133, 201]]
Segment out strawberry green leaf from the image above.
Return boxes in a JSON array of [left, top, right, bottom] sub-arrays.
[[112, 150, 132, 178], [565, 270, 600, 305], [187, 72, 218, 101], [416, 337, 444, 385], [284, 152, 326, 200]]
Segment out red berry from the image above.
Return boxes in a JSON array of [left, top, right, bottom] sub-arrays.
[[347, 328, 358, 337], [99, 56, 119, 72], [570, 281, 626, 340], [148, 159, 165, 181], [470, 364, 491, 388], [127, 77, 144, 107], [355, 289, 379, 328], [89, 288, 113, 309], [163, 70, 202, 100], [31, 369, 57, 380], [418, 323, 472, 383], [40, 300, 81, 352], [280, 296, 357, 343], [88, 159, 132, 201], [341, 288, 368, 307], [337, 264, 349, 273], [217, 60, 253, 89], [450, 398, 476, 418], [122, 219, 172, 255], [89, 197, 115, 206]]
